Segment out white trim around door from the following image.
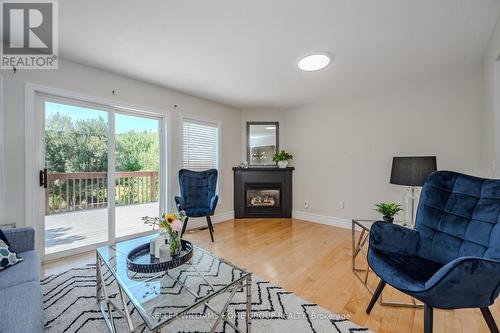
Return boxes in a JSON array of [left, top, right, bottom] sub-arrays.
[[25, 82, 171, 260], [0, 76, 4, 225]]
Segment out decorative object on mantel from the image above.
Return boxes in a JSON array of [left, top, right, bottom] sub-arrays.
[[273, 149, 293, 168], [390, 156, 437, 226], [374, 203, 403, 223]]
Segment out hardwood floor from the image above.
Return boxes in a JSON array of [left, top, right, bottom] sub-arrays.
[[42, 218, 499, 333]]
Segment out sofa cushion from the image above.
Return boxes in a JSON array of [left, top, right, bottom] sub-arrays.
[[0, 240, 23, 271], [0, 280, 43, 333], [0, 250, 40, 289]]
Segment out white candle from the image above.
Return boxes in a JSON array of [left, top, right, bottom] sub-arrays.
[[159, 244, 169, 261], [149, 238, 155, 256], [154, 234, 165, 258]]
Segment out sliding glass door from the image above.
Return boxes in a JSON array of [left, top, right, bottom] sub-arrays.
[[44, 101, 110, 254], [115, 113, 160, 238], [41, 96, 164, 257]]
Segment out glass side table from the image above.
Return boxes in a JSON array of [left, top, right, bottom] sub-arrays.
[[352, 219, 423, 308]]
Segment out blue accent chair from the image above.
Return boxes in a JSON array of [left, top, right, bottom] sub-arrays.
[[175, 169, 218, 242], [366, 171, 500, 333]]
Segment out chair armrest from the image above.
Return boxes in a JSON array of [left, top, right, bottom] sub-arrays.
[[423, 257, 500, 308], [3, 227, 35, 253], [210, 195, 218, 212], [174, 196, 185, 211], [369, 221, 419, 256]]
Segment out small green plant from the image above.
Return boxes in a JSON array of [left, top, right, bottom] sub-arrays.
[[374, 203, 402, 218], [273, 150, 293, 162]]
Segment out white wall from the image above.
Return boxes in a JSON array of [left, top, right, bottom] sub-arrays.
[[481, 15, 500, 178], [0, 59, 241, 227], [280, 65, 482, 222]]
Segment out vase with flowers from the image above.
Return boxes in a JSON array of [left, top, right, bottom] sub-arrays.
[[143, 210, 186, 257], [159, 211, 186, 256]]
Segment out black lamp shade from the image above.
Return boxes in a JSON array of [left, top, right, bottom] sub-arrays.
[[390, 156, 437, 187]]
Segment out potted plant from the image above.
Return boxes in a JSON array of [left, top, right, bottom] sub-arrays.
[[374, 203, 402, 223], [273, 150, 293, 168]]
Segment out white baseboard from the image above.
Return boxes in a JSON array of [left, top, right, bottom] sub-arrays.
[[292, 210, 352, 230], [186, 210, 234, 230]]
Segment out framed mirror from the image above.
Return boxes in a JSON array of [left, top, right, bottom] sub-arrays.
[[246, 122, 279, 166]]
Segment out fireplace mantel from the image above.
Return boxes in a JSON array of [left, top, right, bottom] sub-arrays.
[[233, 167, 294, 218]]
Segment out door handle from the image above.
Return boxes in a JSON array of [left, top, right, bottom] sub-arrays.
[[39, 168, 47, 188]]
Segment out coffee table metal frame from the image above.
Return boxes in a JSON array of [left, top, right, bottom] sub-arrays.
[[96, 244, 252, 333], [352, 219, 423, 308]]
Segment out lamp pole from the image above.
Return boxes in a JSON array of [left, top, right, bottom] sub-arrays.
[[408, 186, 419, 228]]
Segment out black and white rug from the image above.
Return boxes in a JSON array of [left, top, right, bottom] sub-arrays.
[[42, 264, 370, 333]]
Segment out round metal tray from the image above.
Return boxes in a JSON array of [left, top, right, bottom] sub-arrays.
[[127, 239, 193, 273]]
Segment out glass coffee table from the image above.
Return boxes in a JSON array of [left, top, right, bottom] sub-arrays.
[[96, 235, 252, 333]]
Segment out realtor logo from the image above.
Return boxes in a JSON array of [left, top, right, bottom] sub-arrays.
[[1, 0, 58, 69]]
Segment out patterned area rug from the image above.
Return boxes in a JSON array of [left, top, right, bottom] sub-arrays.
[[42, 264, 370, 333]]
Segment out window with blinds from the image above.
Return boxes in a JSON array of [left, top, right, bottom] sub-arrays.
[[182, 118, 219, 171]]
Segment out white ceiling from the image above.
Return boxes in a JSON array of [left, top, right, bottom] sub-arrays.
[[59, 0, 500, 110]]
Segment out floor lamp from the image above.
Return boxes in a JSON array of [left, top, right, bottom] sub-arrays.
[[390, 156, 437, 227]]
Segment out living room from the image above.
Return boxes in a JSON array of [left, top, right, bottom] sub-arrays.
[[0, 1, 500, 332]]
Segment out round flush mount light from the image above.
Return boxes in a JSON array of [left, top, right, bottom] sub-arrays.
[[297, 54, 331, 72]]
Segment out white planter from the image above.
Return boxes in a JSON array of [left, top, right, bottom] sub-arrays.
[[277, 160, 288, 168]]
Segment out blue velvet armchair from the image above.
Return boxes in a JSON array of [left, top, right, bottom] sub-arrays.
[[366, 171, 500, 333], [175, 169, 218, 242]]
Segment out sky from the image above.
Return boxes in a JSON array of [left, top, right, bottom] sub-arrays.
[[45, 101, 160, 134]]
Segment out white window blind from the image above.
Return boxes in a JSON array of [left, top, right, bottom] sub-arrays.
[[182, 118, 219, 171]]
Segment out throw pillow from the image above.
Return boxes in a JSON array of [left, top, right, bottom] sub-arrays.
[[0, 240, 23, 271], [0, 229, 10, 247]]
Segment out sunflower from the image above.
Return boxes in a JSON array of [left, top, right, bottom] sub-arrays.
[[164, 214, 176, 224]]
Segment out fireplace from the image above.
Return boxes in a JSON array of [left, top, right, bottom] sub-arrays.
[[246, 185, 281, 208], [233, 167, 293, 218]]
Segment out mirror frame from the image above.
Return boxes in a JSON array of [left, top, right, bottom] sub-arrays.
[[246, 121, 279, 166]]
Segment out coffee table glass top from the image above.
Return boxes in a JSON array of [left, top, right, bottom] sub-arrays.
[[96, 234, 250, 330]]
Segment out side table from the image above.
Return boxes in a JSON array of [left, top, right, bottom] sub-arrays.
[[352, 218, 422, 308]]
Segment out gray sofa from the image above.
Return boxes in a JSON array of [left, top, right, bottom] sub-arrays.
[[0, 227, 43, 333]]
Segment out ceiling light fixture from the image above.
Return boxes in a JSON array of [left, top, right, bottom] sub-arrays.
[[298, 54, 331, 72]]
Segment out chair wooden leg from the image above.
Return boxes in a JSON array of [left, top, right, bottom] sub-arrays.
[[206, 216, 214, 242], [481, 307, 499, 333], [424, 304, 433, 333], [366, 280, 386, 314], [180, 217, 189, 238]]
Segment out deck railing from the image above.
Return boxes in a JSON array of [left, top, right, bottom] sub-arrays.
[[45, 171, 158, 215]]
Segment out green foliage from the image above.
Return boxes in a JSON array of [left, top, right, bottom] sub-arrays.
[[374, 203, 402, 217], [115, 130, 159, 172], [272, 150, 293, 162], [44, 112, 159, 173]]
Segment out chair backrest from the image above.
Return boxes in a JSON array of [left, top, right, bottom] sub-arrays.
[[416, 170, 500, 265], [178, 169, 218, 209]]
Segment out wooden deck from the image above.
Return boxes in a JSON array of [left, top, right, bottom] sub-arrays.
[[44, 202, 159, 254]]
